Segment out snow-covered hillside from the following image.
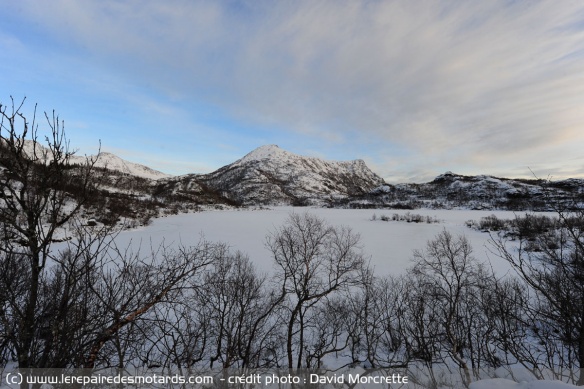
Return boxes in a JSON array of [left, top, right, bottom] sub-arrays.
[[367, 171, 584, 211], [71, 152, 170, 180], [17, 139, 170, 179], [170, 145, 385, 205], [12, 140, 584, 213], [122, 145, 584, 211]]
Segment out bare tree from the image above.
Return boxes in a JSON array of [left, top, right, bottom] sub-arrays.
[[80, 241, 218, 369], [340, 267, 412, 370], [360, 273, 410, 369], [196, 249, 283, 369], [410, 231, 494, 387], [0, 97, 100, 368], [491, 210, 584, 385], [301, 295, 351, 368], [477, 275, 538, 378], [0, 98, 220, 374], [266, 213, 365, 369], [401, 272, 445, 387], [142, 294, 210, 371]]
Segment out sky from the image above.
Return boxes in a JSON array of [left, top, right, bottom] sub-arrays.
[[1, 0, 584, 183]]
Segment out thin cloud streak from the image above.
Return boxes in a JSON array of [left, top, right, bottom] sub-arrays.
[[5, 0, 584, 182]]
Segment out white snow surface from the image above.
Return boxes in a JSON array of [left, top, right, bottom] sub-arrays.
[[111, 207, 539, 277], [470, 378, 578, 388], [45, 207, 581, 388], [236, 144, 291, 164]]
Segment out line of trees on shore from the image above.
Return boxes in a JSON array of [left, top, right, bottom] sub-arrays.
[[1, 100, 583, 387]]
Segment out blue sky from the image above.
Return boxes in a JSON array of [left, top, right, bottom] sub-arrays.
[[2, 1, 584, 183]]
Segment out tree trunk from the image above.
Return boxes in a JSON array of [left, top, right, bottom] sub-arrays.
[[18, 255, 40, 368], [577, 303, 584, 386]]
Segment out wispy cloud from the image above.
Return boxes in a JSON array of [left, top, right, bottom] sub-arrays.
[[5, 0, 584, 181]]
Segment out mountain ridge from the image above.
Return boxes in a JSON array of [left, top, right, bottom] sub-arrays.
[[158, 144, 385, 206], [5, 141, 583, 228], [15, 140, 170, 180], [120, 145, 584, 211], [73, 151, 171, 180]]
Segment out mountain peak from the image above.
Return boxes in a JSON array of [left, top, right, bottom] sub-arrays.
[[237, 144, 288, 164], [198, 144, 385, 205]]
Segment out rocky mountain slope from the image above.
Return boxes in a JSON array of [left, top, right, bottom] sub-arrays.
[[194, 145, 385, 205], [90, 146, 583, 211], [152, 145, 384, 206], [4, 140, 584, 228], [358, 171, 584, 211]]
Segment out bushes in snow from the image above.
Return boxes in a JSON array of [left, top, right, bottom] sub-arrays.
[[372, 212, 441, 224], [1, 207, 583, 385]]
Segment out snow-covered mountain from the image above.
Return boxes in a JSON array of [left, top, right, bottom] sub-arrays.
[[13, 138, 584, 211], [151, 147, 584, 210], [5, 138, 584, 225], [14, 140, 170, 179], [11, 139, 584, 210], [160, 145, 385, 205], [71, 152, 170, 180], [364, 171, 584, 210]]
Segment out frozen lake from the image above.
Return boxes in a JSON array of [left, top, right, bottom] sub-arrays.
[[111, 207, 545, 277]]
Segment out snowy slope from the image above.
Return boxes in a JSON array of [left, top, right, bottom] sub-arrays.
[[197, 145, 385, 205], [153, 147, 584, 209], [70, 152, 171, 180], [367, 171, 584, 211], [13, 139, 584, 210], [14, 140, 170, 179]]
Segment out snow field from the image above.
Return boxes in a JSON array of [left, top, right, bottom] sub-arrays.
[[112, 206, 531, 277], [100, 207, 580, 388]]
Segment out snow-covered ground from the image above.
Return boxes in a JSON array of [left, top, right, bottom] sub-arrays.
[[112, 206, 533, 277], [470, 378, 578, 388]]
